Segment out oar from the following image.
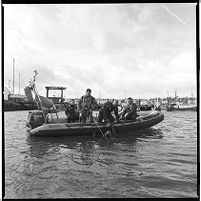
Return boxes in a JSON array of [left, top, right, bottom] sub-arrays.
[[93, 117, 105, 137], [109, 122, 117, 138]]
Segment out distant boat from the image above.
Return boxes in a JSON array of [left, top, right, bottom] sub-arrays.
[[4, 58, 38, 111], [174, 105, 197, 111], [166, 103, 197, 111], [4, 93, 38, 111], [140, 104, 153, 111]]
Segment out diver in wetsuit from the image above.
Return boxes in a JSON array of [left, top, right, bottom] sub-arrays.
[[97, 99, 119, 123], [120, 97, 138, 121], [78, 89, 98, 123], [65, 99, 78, 123]]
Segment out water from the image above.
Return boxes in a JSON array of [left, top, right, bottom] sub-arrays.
[[4, 110, 198, 198]]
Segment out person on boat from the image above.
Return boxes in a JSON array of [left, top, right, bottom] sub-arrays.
[[78, 88, 98, 123], [97, 99, 120, 123], [65, 99, 78, 123], [120, 97, 138, 121]]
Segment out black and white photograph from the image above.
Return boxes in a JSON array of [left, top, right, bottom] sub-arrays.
[[3, 2, 198, 198]]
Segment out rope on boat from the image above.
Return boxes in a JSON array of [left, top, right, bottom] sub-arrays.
[[110, 123, 117, 138], [93, 117, 105, 137], [95, 123, 105, 137]]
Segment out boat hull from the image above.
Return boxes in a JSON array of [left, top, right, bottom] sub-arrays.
[[173, 106, 197, 111], [167, 105, 197, 111], [28, 111, 164, 137]]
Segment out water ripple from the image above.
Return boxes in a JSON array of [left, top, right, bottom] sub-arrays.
[[4, 110, 198, 198]]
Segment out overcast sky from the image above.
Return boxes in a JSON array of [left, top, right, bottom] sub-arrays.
[[4, 3, 197, 99]]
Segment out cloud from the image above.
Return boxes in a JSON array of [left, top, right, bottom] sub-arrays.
[[3, 4, 196, 98], [169, 51, 196, 73]]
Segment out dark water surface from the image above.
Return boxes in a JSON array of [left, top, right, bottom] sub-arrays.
[[4, 110, 197, 198]]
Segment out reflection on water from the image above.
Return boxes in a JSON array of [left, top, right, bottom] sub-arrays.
[[25, 127, 164, 164], [4, 111, 197, 198]]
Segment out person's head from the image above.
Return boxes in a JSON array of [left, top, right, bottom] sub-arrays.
[[86, 88, 92, 96], [127, 97, 133, 104], [71, 99, 75, 104], [113, 99, 118, 106]]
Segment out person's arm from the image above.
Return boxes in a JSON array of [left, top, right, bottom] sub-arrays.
[[112, 105, 119, 120], [102, 102, 109, 121], [91, 96, 98, 109], [119, 107, 127, 120], [121, 107, 127, 116], [119, 104, 123, 112], [71, 105, 76, 114], [113, 106, 119, 121], [78, 96, 83, 111], [65, 105, 70, 115]]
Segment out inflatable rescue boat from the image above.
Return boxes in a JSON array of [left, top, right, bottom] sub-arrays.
[[24, 71, 164, 137], [26, 110, 164, 137]]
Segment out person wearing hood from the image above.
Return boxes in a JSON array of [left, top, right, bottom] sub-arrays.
[[97, 99, 119, 123]]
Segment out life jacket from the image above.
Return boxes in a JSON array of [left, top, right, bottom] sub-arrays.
[[81, 95, 93, 110]]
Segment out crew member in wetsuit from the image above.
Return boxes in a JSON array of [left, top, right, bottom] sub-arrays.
[[120, 97, 138, 121], [65, 99, 78, 123], [78, 89, 98, 123], [97, 99, 120, 123]]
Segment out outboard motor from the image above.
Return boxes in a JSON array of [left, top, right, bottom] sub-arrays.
[[26, 111, 46, 129]]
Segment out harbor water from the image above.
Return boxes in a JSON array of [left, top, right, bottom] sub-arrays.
[[4, 110, 197, 198]]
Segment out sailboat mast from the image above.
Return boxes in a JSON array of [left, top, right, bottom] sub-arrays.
[[12, 58, 15, 94], [174, 89, 177, 100], [98, 88, 100, 104], [19, 73, 20, 94], [8, 80, 11, 92]]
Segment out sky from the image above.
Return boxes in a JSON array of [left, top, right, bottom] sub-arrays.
[[3, 3, 197, 99]]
